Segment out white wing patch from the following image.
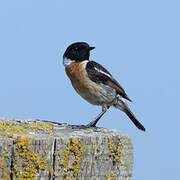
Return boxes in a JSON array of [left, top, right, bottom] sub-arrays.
[[94, 67, 112, 78]]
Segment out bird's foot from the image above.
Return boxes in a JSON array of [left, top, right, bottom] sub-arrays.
[[85, 120, 98, 128], [70, 124, 88, 129], [70, 124, 96, 129], [70, 120, 98, 129], [35, 119, 64, 126]]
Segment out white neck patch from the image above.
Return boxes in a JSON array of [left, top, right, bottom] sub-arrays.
[[63, 57, 75, 67]]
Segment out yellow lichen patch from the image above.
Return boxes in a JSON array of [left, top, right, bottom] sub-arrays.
[[0, 121, 28, 135], [59, 138, 84, 179], [13, 136, 48, 179], [105, 174, 116, 180], [0, 153, 10, 180], [0, 132, 13, 138], [0, 120, 54, 138], [27, 121, 54, 132], [108, 136, 124, 163]]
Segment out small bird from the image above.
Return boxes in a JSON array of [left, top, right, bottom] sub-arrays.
[[63, 42, 145, 131]]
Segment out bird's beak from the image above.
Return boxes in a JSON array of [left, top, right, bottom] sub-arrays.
[[89, 46, 95, 51]]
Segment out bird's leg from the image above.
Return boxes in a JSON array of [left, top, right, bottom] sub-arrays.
[[85, 105, 109, 128]]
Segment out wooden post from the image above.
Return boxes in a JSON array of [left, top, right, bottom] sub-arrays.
[[0, 118, 133, 180]]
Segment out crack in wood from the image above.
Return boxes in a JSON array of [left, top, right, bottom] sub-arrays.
[[10, 141, 15, 180], [52, 138, 57, 180]]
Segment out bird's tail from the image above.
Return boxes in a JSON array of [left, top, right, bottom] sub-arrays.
[[113, 99, 145, 131]]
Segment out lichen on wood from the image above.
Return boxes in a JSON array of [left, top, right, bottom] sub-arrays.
[[0, 118, 133, 179], [108, 136, 124, 163], [57, 137, 84, 179], [13, 136, 48, 179]]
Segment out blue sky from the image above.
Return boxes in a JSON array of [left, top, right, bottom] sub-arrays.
[[0, 0, 180, 179]]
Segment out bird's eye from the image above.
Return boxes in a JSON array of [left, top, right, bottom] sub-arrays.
[[74, 47, 78, 51]]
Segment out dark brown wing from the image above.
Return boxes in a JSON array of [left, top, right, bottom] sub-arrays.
[[86, 61, 132, 101]]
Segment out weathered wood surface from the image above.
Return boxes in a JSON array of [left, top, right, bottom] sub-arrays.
[[0, 118, 133, 180]]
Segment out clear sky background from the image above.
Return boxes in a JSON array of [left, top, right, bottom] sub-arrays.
[[0, 0, 179, 179]]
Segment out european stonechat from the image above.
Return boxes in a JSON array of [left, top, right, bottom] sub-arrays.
[[63, 42, 145, 131]]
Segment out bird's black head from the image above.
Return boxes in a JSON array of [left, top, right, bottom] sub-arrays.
[[63, 42, 95, 62]]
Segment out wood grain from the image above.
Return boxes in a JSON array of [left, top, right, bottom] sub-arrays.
[[0, 118, 133, 180]]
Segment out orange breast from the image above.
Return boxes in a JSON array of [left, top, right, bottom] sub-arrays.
[[65, 61, 89, 93], [65, 61, 115, 105]]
